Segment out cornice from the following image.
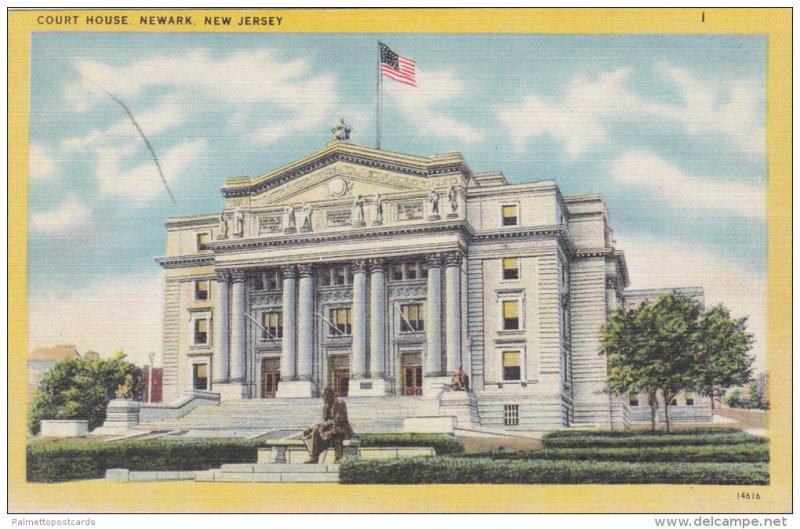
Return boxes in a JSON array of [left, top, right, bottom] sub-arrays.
[[155, 255, 215, 269], [164, 215, 217, 229]]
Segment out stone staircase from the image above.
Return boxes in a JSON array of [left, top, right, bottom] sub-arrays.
[[196, 463, 339, 483], [136, 396, 440, 437]]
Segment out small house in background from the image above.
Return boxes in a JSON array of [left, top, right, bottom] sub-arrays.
[[28, 344, 80, 399], [83, 351, 100, 360], [143, 365, 164, 403]]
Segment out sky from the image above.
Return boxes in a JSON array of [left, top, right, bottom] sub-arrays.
[[27, 32, 767, 371]]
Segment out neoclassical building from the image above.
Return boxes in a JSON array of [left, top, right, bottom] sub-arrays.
[[155, 127, 704, 432]]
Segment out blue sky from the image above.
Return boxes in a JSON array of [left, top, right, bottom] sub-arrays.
[[27, 32, 767, 369]]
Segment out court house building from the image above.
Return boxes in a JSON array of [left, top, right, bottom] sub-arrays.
[[155, 125, 704, 433]]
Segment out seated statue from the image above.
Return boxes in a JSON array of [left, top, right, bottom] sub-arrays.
[[303, 386, 354, 463], [450, 364, 470, 391]]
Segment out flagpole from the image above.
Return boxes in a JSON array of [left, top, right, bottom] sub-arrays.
[[376, 41, 382, 150]]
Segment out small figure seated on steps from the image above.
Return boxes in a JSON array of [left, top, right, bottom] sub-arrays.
[[303, 386, 354, 463], [450, 364, 470, 391]]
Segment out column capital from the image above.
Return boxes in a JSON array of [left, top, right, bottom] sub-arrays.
[[368, 258, 386, 273], [351, 259, 368, 273], [230, 269, 246, 282], [425, 253, 443, 268], [297, 263, 314, 278], [215, 269, 231, 282], [443, 251, 463, 267], [281, 264, 298, 280]]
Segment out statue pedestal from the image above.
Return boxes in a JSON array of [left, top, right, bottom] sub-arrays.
[[347, 378, 389, 397], [276, 380, 315, 398], [215, 383, 248, 402], [428, 215, 440, 221], [438, 390, 480, 428], [283, 228, 296, 234], [90, 399, 140, 436], [352, 221, 366, 228]]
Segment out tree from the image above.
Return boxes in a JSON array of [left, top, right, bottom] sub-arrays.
[[28, 350, 143, 434], [603, 292, 753, 432]]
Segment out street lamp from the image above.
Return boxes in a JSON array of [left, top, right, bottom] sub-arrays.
[[148, 352, 155, 403]]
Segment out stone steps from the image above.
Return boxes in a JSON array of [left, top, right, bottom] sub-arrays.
[[196, 463, 339, 483]]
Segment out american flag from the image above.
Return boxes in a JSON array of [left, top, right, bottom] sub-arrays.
[[380, 42, 416, 87]]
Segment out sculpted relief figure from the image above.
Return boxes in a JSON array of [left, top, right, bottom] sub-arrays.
[[285, 205, 296, 231], [353, 194, 365, 225], [301, 203, 313, 231], [373, 194, 383, 224], [233, 210, 244, 237], [428, 189, 440, 216], [447, 185, 458, 215], [331, 118, 352, 141], [218, 212, 229, 239]]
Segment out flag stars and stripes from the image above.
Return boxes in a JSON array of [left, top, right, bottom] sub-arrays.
[[380, 42, 416, 87]]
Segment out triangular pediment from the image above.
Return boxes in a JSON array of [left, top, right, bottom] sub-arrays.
[[252, 160, 438, 206], [221, 141, 474, 207]]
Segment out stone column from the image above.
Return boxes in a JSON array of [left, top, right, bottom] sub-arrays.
[[229, 270, 246, 384], [212, 270, 231, 385], [280, 265, 298, 381], [351, 260, 368, 379], [296, 264, 315, 381], [444, 252, 463, 375], [213, 270, 231, 384], [369, 258, 386, 379], [425, 254, 443, 377]]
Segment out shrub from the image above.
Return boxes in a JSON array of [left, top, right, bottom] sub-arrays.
[[357, 433, 463, 455], [456, 443, 769, 463], [339, 457, 769, 485], [545, 427, 747, 438], [27, 438, 261, 482], [28, 351, 143, 435], [542, 432, 766, 449]]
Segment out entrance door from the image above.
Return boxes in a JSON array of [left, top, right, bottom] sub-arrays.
[[403, 366, 422, 396], [261, 358, 280, 398], [333, 369, 350, 397]]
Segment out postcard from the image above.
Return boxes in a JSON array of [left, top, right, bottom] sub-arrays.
[[7, 7, 792, 519]]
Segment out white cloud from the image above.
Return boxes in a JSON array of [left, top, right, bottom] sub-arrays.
[[617, 233, 767, 373], [612, 150, 765, 219], [386, 69, 483, 144], [28, 272, 163, 367], [497, 62, 765, 157], [29, 144, 57, 180], [96, 138, 207, 200], [30, 197, 93, 235], [68, 50, 338, 146]]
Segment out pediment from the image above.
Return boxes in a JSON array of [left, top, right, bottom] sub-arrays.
[[249, 161, 439, 207]]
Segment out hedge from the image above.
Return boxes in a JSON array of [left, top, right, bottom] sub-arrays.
[[27, 438, 262, 482], [542, 432, 767, 449], [545, 427, 748, 438], [339, 457, 769, 485], [457, 443, 769, 463], [357, 433, 464, 455]]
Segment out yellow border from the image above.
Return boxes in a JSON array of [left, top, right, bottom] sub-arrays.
[[8, 8, 792, 514]]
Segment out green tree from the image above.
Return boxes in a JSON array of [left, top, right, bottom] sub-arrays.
[[723, 388, 744, 409], [603, 292, 753, 432], [745, 380, 769, 410], [28, 350, 143, 434]]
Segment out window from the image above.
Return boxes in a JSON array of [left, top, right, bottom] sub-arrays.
[[399, 303, 424, 333], [265, 271, 281, 291], [193, 363, 209, 391], [502, 300, 520, 330], [504, 404, 519, 426], [329, 307, 352, 336], [261, 311, 283, 340], [501, 205, 518, 226], [196, 232, 210, 250], [195, 280, 209, 301], [670, 398, 678, 406], [685, 392, 695, 406], [629, 393, 639, 407], [502, 350, 521, 381], [502, 257, 520, 280], [194, 317, 209, 345], [334, 267, 347, 286], [392, 264, 404, 281]]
